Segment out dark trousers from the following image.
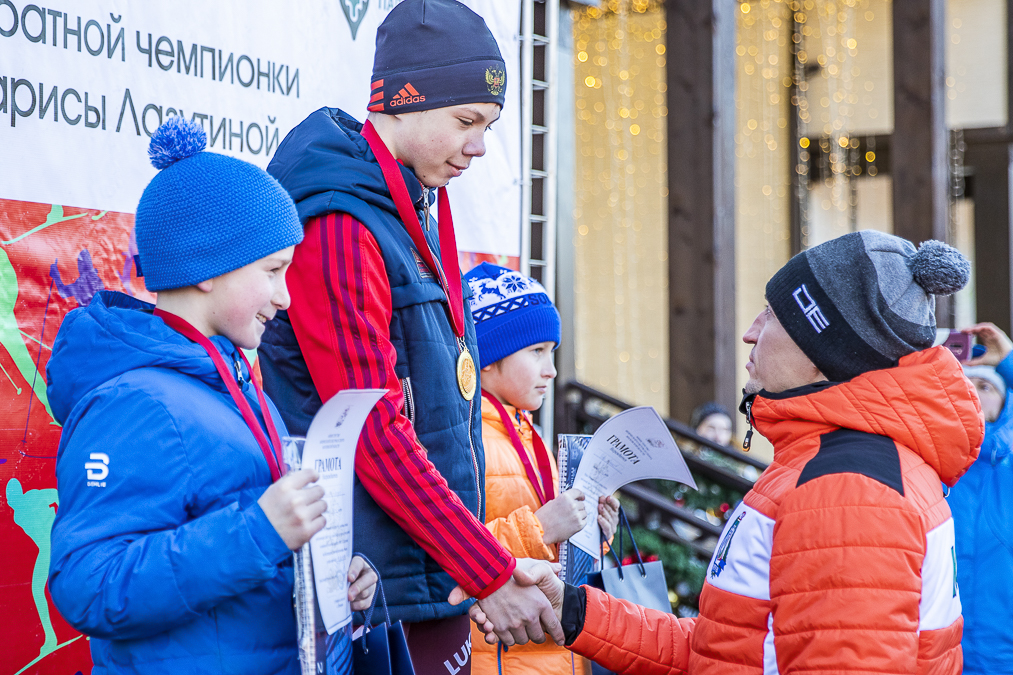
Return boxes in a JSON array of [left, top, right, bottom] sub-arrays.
[[404, 614, 472, 675]]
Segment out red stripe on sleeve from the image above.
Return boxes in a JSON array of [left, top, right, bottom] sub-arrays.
[[286, 213, 513, 597]]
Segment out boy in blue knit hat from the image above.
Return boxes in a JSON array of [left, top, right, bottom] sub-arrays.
[[46, 117, 376, 675], [461, 262, 619, 675]]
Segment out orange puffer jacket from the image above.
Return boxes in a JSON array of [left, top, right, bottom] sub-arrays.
[[570, 347, 983, 675], [472, 397, 582, 675]]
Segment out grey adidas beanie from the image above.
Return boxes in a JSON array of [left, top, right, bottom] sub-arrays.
[[766, 230, 971, 382]]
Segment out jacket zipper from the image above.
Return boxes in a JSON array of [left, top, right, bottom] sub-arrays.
[[399, 376, 416, 426], [460, 335, 482, 518], [416, 196, 481, 517], [422, 187, 431, 231], [743, 399, 755, 451]]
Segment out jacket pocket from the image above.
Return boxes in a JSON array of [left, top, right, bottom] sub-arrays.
[[400, 376, 416, 426]]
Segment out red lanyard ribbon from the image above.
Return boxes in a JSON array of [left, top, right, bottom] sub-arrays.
[[154, 309, 286, 482], [482, 391, 555, 505], [361, 120, 465, 338]]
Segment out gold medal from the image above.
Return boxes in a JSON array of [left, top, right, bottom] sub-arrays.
[[457, 348, 477, 401]]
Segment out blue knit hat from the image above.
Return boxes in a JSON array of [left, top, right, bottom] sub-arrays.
[[465, 263, 560, 368], [135, 117, 303, 292], [367, 0, 506, 115]]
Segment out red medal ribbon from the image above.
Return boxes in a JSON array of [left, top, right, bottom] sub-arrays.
[[482, 391, 555, 505], [361, 120, 465, 338], [154, 309, 286, 482]]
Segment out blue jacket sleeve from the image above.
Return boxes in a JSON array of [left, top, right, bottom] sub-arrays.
[[49, 386, 291, 641]]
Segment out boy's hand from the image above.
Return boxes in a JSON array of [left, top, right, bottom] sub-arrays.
[[964, 322, 1013, 367], [258, 469, 326, 550], [347, 556, 378, 611], [598, 494, 620, 544], [535, 488, 588, 545]]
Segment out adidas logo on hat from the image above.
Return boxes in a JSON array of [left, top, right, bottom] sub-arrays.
[[391, 82, 425, 107]]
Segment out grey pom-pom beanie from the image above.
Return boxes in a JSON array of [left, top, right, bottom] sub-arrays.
[[765, 230, 970, 382]]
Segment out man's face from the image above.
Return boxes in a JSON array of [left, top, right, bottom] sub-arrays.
[[392, 103, 501, 188], [204, 246, 295, 350], [743, 305, 825, 394], [971, 377, 1005, 423]]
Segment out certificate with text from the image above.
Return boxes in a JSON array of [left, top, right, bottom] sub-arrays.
[[303, 388, 385, 634]]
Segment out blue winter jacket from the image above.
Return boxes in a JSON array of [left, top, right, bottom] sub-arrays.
[[47, 291, 298, 675], [948, 353, 1013, 674]]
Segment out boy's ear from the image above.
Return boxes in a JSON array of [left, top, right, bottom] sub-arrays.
[[196, 279, 214, 293], [481, 364, 494, 373]]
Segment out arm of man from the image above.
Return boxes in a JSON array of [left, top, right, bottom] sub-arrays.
[[48, 391, 292, 640], [771, 473, 936, 674], [568, 585, 694, 675], [287, 212, 515, 597]]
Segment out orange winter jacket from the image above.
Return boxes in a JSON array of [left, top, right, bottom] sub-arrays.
[[472, 397, 582, 675], [569, 347, 983, 675]]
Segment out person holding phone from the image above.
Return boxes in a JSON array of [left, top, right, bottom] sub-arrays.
[[948, 322, 1013, 674]]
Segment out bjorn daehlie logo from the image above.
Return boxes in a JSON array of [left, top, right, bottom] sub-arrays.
[[85, 452, 109, 487], [710, 511, 745, 578], [486, 67, 506, 95], [391, 82, 425, 107], [793, 284, 830, 333]]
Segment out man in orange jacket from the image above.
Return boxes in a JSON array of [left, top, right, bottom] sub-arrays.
[[471, 231, 984, 675]]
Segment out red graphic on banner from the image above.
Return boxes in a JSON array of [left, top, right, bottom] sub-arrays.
[[0, 199, 149, 675]]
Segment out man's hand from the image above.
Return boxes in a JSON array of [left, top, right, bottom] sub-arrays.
[[535, 488, 588, 545], [448, 559, 564, 647], [598, 495, 620, 544], [258, 469, 326, 550], [347, 556, 378, 611], [965, 322, 1013, 367]]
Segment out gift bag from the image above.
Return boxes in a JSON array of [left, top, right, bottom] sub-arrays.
[[585, 507, 672, 614], [353, 562, 416, 675]]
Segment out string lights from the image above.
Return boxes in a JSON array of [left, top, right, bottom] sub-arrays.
[[573, 0, 668, 410]]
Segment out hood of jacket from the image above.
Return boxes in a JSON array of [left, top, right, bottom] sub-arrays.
[[266, 107, 426, 226], [748, 345, 983, 486], [47, 291, 249, 425]]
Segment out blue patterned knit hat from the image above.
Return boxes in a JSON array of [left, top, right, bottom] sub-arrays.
[[465, 263, 560, 368], [135, 117, 303, 292]]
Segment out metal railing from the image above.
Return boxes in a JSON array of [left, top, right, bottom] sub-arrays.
[[557, 380, 768, 562]]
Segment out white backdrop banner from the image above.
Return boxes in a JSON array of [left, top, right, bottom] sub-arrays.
[[0, 0, 521, 258], [0, 3, 520, 672]]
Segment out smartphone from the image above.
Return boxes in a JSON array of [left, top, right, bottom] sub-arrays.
[[943, 330, 973, 362]]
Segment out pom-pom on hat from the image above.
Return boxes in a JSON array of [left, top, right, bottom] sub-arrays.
[[135, 116, 303, 292], [765, 230, 971, 382], [464, 263, 560, 369], [367, 0, 506, 115]]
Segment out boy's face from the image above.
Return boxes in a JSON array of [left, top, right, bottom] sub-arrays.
[[204, 246, 295, 350], [392, 103, 501, 188], [971, 376, 1005, 423], [481, 341, 557, 412]]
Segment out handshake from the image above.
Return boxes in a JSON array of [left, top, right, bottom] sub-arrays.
[[449, 559, 567, 646]]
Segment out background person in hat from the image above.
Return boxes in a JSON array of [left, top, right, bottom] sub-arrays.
[[947, 321, 1013, 674], [260, 1, 561, 671], [45, 118, 377, 675], [471, 231, 982, 675]]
